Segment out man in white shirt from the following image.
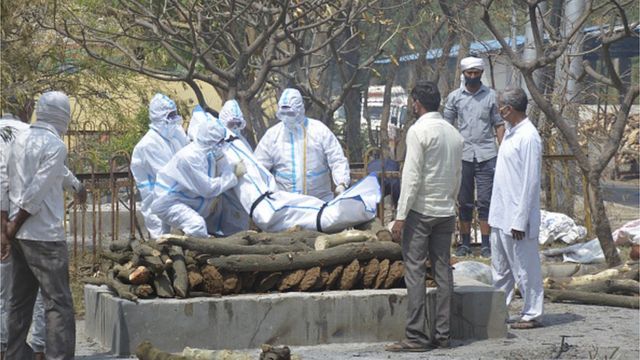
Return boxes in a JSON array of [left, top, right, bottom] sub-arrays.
[[488, 87, 544, 329], [4, 91, 77, 359], [386, 82, 463, 352]]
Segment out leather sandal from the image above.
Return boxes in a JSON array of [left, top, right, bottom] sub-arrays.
[[385, 339, 429, 352]]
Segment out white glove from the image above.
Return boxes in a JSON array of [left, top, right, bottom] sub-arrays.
[[335, 183, 347, 195], [234, 160, 247, 178]]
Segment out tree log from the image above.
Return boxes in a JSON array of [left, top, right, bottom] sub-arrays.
[[169, 246, 188, 298], [133, 243, 162, 257], [547, 278, 639, 295], [100, 250, 132, 264], [140, 255, 167, 275], [314, 230, 377, 250], [113, 263, 152, 285], [545, 289, 639, 309], [207, 242, 402, 272], [154, 270, 175, 298], [135, 341, 187, 360], [354, 218, 393, 242], [242, 230, 321, 248], [158, 234, 311, 255], [83, 276, 153, 301], [109, 240, 132, 252]]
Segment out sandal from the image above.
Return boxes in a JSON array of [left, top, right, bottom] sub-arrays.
[[510, 319, 543, 329], [385, 339, 429, 352]]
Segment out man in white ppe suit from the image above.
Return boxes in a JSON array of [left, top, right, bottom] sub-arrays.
[[254, 88, 350, 202], [207, 99, 251, 235], [488, 87, 543, 329], [151, 121, 246, 238], [4, 91, 77, 359], [1, 107, 84, 360], [131, 93, 188, 239]]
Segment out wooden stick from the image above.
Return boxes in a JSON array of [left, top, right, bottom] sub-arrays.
[[545, 289, 639, 309], [157, 234, 312, 255], [314, 230, 377, 250], [206, 242, 402, 272]]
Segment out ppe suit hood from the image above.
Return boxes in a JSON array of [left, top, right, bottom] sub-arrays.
[[149, 93, 177, 124], [35, 91, 71, 136], [276, 88, 305, 129], [219, 100, 246, 131], [196, 119, 226, 147]]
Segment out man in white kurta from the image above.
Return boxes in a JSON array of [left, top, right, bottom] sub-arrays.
[[488, 87, 544, 329]]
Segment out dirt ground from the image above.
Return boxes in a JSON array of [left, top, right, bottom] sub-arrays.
[[74, 297, 639, 359]]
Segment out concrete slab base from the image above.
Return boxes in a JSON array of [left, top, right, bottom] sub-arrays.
[[84, 277, 507, 356]]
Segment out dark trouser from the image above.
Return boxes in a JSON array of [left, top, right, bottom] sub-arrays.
[[402, 211, 455, 345], [458, 157, 496, 247], [6, 240, 75, 360]]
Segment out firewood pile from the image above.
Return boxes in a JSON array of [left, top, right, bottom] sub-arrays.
[[579, 113, 639, 178], [543, 262, 640, 309], [85, 222, 407, 301]]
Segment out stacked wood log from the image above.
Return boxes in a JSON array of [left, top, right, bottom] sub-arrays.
[[85, 223, 406, 301], [543, 262, 640, 309], [579, 113, 639, 179]]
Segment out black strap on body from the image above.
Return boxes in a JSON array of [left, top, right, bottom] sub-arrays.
[[225, 135, 239, 143], [316, 202, 329, 232], [250, 191, 274, 219]]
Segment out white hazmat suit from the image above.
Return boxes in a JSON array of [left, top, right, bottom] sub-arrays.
[[130, 93, 188, 239], [151, 121, 240, 238], [254, 89, 350, 202], [207, 100, 251, 235]]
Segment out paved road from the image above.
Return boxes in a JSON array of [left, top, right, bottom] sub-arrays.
[[601, 181, 639, 207]]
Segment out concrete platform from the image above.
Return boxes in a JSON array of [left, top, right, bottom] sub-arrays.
[[84, 277, 507, 356]]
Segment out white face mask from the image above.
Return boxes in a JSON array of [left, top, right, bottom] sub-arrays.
[[278, 109, 300, 130], [156, 122, 173, 138], [168, 114, 183, 127]]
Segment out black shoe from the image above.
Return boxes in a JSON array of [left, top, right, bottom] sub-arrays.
[[481, 247, 491, 258], [455, 245, 470, 257]]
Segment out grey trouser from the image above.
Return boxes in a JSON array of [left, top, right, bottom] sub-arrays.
[[1, 257, 46, 352], [6, 239, 75, 360], [402, 210, 455, 345]]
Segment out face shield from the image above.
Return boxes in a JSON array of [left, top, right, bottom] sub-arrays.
[[219, 100, 246, 132], [277, 89, 305, 131]]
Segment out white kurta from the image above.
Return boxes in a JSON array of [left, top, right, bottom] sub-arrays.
[[488, 118, 544, 321]]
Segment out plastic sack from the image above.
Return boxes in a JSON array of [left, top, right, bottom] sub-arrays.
[[541, 238, 620, 264], [452, 261, 493, 285], [538, 210, 587, 245], [612, 219, 640, 246]]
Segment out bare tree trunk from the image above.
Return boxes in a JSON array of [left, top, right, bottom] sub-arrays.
[[586, 173, 622, 267], [342, 29, 364, 162]]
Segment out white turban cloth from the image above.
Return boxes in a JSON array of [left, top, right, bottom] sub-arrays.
[[460, 57, 485, 71]]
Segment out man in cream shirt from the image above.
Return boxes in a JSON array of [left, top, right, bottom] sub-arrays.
[[386, 82, 463, 352]]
